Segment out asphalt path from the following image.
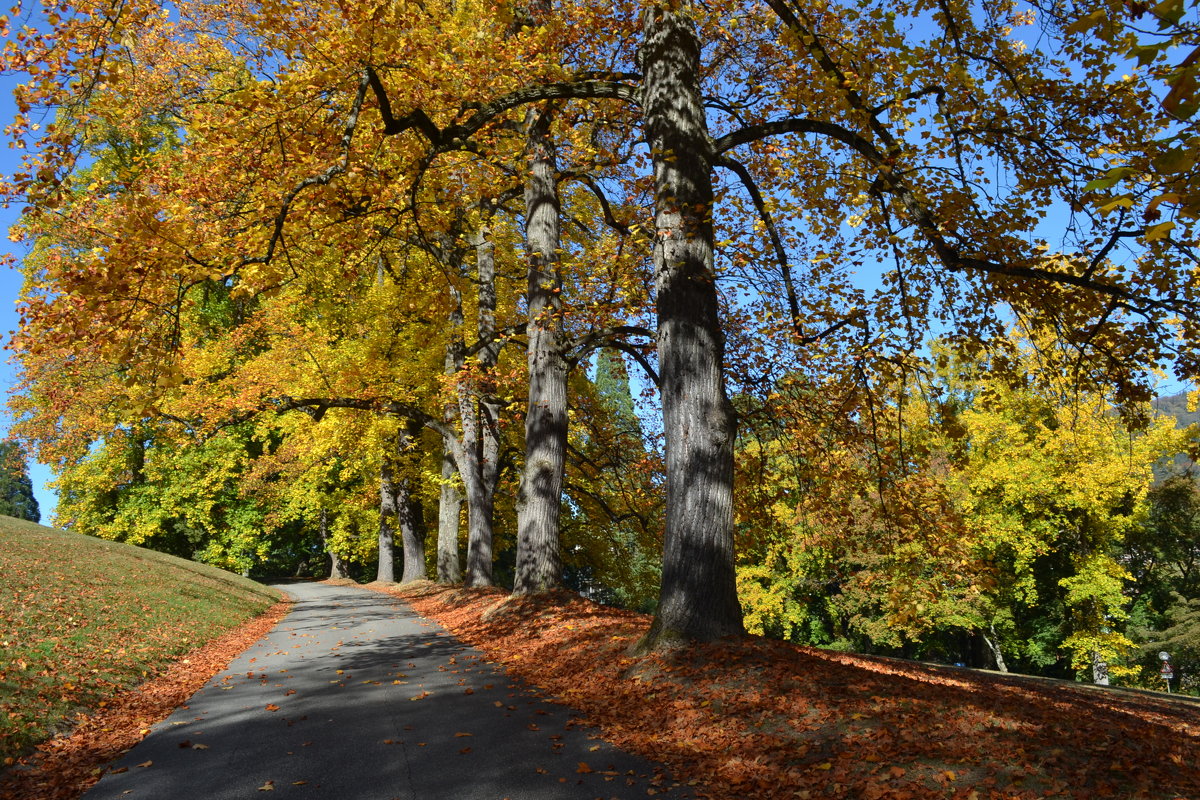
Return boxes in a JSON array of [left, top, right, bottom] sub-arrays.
[[83, 581, 692, 800]]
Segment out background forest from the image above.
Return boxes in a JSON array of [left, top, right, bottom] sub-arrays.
[[5, 0, 1200, 693]]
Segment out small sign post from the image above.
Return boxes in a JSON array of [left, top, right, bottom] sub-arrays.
[[1159, 651, 1174, 693]]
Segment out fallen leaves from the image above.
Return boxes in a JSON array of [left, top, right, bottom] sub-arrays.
[[377, 582, 1200, 800], [0, 600, 290, 800]]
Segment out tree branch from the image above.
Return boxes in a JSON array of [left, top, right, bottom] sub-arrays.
[[241, 69, 371, 269], [713, 154, 797, 325]]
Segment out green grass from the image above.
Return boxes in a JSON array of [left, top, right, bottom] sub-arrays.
[[0, 517, 282, 762]]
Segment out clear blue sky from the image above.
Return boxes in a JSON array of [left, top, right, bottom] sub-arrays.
[[0, 69, 57, 521]]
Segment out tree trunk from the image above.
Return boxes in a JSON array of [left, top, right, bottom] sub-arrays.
[[514, 108, 566, 595], [437, 445, 463, 582], [638, 5, 744, 648], [462, 215, 502, 588], [377, 456, 397, 583], [1091, 651, 1110, 685], [981, 624, 1008, 673], [437, 287, 465, 584], [320, 507, 350, 580], [396, 421, 428, 584]]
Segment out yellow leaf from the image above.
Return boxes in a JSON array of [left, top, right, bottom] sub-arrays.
[[1097, 195, 1134, 214], [1145, 221, 1176, 241]]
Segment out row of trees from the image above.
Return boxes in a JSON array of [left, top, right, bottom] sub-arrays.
[[4, 0, 1200, 657]]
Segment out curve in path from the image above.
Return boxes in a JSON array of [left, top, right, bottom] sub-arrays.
[[83, 581, 692, 800]]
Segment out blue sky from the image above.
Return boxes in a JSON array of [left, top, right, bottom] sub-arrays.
[[0, 69, 57, 521]]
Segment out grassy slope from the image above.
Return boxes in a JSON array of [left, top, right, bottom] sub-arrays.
[[0, 517, 282, 762]]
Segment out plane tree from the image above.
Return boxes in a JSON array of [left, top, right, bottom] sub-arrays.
[[7, 0, 1200, 650]]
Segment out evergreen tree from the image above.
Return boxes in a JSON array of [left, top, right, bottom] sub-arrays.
[[0, 442, 40, 523]]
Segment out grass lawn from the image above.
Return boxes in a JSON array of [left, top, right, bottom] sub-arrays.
[[0, 517, 282, 763]]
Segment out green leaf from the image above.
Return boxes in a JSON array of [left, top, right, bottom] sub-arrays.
[[1153, 0, 1186, 27], [1066, 9, 1106, 35], [1152, 148, 1195, 174], [1129, 42, 1169, 68], [1083, 167, 1137, 192]]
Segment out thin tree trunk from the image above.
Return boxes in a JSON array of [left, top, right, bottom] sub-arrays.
[[395, 421, 428, 584], [437, 446, 463, 582], [320, 507, 350, 580], [1091, 651, 1110, 685], [514, 107, 566, 595], [638, 5, 744, 648], [981, 624, 1008, 673], [463, 213, 501, 588], [377, 456, 397, 583], [438, 286, 465, 584]]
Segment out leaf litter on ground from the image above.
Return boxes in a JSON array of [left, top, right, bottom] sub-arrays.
[[0, 599, 288, 800], [376, 580, 1200, 800]]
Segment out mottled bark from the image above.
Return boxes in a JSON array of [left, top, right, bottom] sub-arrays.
[[982, 624, 1008, 673], [377, 457, 397, 583], [514, 108, 566, 595], [438, 286, 465, 584], [638, 5, 744, 647], [437, 447, 464, 583], [462, 218, 502, 588], [396, 421, 428, 584], [1091, 651, 1110, 686]]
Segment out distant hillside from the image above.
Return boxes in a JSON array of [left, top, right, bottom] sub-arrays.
[[1153, 390, 1198, 478], [1154, 391, 1200, 428], [0, 517, 283, 761]]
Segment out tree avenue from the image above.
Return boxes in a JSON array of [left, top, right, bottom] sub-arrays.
[[5, 0, 1200, 668]]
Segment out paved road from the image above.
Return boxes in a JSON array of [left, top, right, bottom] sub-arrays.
[[83, 582, 691, 800]]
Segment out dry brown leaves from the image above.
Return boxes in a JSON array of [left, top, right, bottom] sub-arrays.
[[382, 582, 1200, 800], [0, 600, 290, 800]]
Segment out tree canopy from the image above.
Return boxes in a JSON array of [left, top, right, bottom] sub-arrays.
[[4, 0, 1200, 662]]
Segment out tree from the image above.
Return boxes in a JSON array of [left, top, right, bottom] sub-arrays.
[[635, 3, 744, 646], [8, 0, 1200, 652], [732, 330, 1187, 679], [0, 442, 40, 523]]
